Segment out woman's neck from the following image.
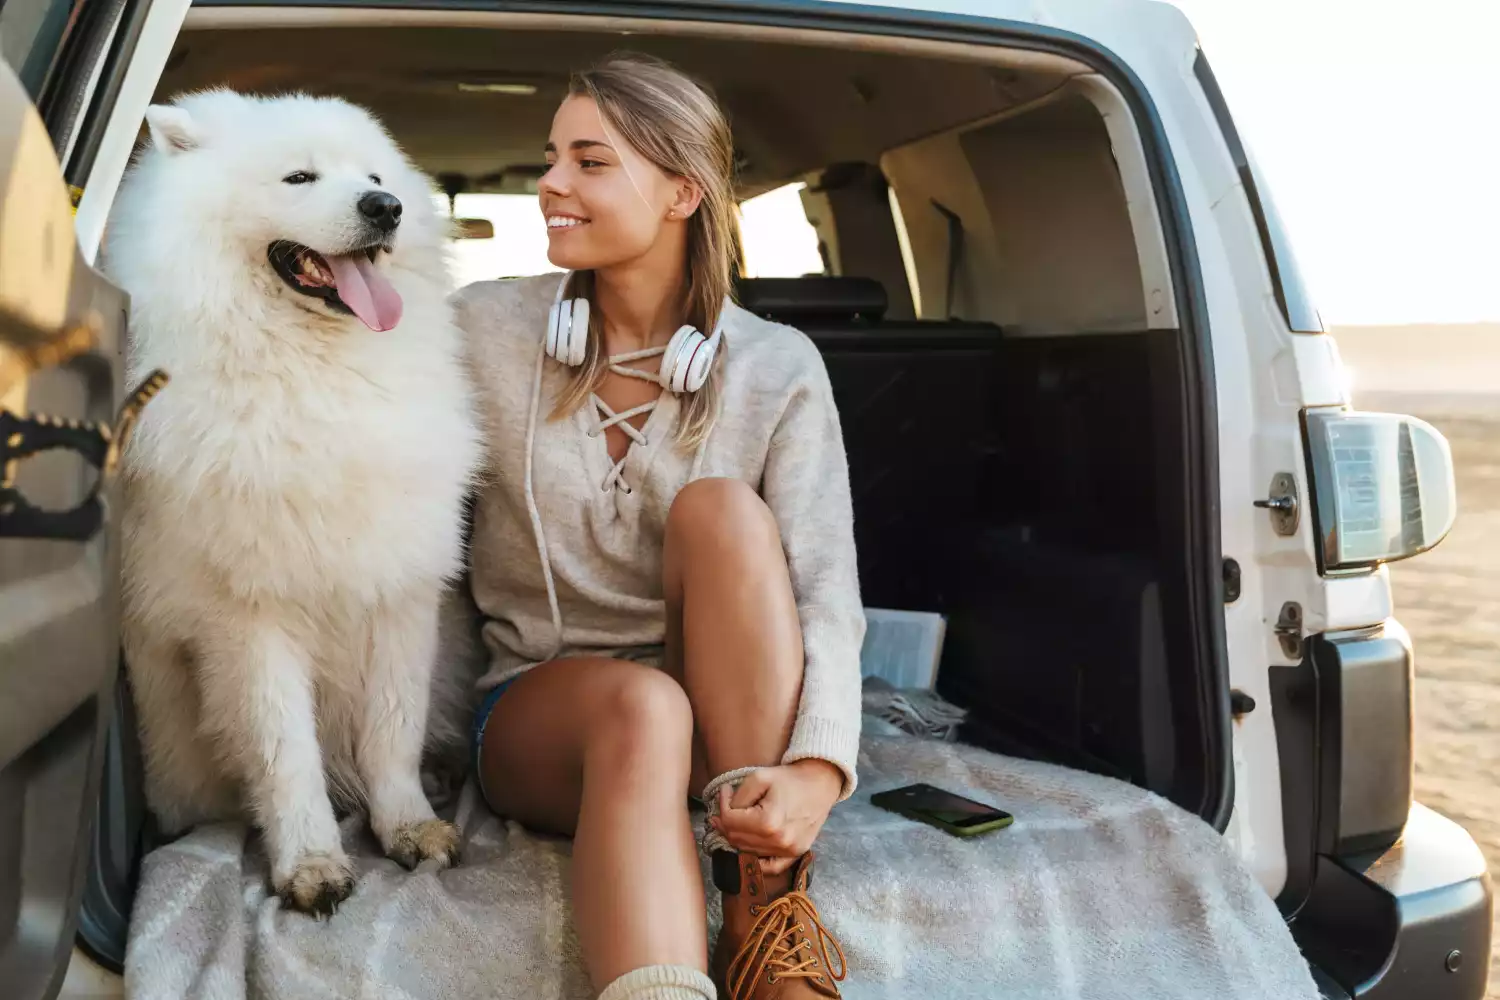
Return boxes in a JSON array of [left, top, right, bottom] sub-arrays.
[[593, 239, 690, 355]]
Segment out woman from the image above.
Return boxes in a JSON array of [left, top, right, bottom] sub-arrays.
[[454, 52, 863, 1000]]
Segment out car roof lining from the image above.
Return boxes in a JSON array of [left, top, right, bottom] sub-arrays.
[[160, 10, 1088, 196]]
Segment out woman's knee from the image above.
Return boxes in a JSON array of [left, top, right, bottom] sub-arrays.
[[587, 665, 694, 771], [666, 477, 778, 554]]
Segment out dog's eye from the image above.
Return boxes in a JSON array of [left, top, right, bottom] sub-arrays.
[[369, 174, 382, 185], [282, 171, 317, 185]]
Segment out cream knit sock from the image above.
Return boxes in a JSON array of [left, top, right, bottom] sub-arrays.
[[699, 766, 761, 854], [597, 964, 717, 1000]]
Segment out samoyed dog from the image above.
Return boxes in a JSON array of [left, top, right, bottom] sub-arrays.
[[105, 90, 480, 915]]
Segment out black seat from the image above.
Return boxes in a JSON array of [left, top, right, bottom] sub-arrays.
[[734, 275, 1006, 613], [735, 275, 1002, 349], [736, 276, 888, 324]]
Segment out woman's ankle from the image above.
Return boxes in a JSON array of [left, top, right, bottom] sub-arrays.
[[698, 767, 761, 854], [598, 963, 717, 1000]]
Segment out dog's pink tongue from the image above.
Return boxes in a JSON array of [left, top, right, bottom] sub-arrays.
[[327, 253, 403, 332]]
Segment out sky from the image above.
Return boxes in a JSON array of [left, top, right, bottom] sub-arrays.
[[448, 0, 1500, 327], [1165, 0, 1500, 326]]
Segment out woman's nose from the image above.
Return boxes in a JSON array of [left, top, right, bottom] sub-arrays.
[[538, 162, 569, 196]]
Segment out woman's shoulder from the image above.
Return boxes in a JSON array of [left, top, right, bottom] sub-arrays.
[[720, 300, 830, 389]]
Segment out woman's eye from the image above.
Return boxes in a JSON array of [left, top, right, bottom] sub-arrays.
[[580, 159, 605, 169], [283, 170, 317, 185], [369, 174, 382, 185]]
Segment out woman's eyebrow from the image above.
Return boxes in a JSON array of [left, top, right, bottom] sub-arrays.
[[543, 139, 614, 153]]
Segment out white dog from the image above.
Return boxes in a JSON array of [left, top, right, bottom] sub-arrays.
[[105, 90, 480, 915]]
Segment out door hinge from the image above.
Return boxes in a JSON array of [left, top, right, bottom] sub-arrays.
[[0, 369, 168, 541], [1274, 601, 1304, 659], [1253, 472, 1300, 536]]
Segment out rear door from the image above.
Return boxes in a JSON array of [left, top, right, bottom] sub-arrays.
[[0, 2, 155, 997]]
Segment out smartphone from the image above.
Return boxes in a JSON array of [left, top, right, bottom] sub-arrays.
[[870, 782, 1014, 837]]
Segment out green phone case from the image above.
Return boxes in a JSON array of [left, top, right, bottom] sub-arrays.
[[870, 784, 1015, 838]]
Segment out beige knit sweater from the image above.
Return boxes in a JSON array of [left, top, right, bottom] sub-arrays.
[[453, 274, 865, 794]]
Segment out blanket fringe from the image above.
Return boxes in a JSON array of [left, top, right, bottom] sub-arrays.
[[861, 678, 968, 742]]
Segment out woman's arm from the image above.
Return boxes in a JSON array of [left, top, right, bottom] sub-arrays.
[[758, 339, 866, 800]]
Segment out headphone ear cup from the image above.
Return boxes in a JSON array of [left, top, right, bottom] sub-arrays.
[[546, 301, 562, 360], [682, 330, 720, 393], [662, 325, 703, 393], [567, 297, 590, 366]]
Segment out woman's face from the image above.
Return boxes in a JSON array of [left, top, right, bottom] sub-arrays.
[[539, 95, 692, 272]]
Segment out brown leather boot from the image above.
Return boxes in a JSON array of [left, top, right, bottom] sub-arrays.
[[711, 850, 847, 1000]]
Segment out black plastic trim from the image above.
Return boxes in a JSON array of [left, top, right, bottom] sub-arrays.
[[193, 0, 1232, 841], [1311, 964, 1354, 1000], [76, 671, 154, 974], [1329, 629, 1414, 855], [65, 0, 151, 189], [1293, 804, 1492, 999], [1274, 624, 1416, 916], [1271, 639, 1324, 914], [1192, 49, 1324, 334], [39, 0, 127, 158]]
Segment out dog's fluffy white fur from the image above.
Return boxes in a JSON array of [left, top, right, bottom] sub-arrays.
[[105, 90, 480, 912]]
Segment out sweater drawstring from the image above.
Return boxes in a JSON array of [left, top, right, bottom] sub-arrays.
[[522, 335, 566, 663]]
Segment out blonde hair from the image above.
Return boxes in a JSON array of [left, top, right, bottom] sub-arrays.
[[549, 52, 740, 448]]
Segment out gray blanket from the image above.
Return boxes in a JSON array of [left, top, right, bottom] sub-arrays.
[[125, 734, 1319, 1000]]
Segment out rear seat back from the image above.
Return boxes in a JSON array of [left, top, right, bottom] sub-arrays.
[[736, 276, 1002, 347], [736, 277, 1184, 800], [735, 276, 1004, 612]]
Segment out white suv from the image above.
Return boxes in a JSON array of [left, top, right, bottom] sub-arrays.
[[0, 1, 1487, 998]]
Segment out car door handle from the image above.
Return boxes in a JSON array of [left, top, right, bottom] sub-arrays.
[[0, 369, 169, 541]]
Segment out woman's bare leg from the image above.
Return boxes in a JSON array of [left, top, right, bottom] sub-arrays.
[[664, 477, 854, 999], [478, 657, 708, 989], [663, 477, 805, 795]]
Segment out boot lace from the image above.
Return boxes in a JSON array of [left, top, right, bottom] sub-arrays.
[[726, 889, 847, 999]]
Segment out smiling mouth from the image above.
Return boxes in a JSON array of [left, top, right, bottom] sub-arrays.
[[546, 216, 589, 230], [268, 240, 403, 332]]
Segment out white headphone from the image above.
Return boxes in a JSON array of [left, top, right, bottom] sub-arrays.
[[545, 271, 722, 394]]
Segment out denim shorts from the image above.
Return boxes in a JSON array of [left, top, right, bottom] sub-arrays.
[[470, 677, 518, 812]]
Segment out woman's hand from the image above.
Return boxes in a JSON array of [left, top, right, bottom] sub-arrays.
[[711, 759, 845, 874]]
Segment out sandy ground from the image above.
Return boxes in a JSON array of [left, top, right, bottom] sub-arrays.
[[1351, 387, 1500, 996]]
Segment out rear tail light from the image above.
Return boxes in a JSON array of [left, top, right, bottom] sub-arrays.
[[1304, 409, 1457, 572]]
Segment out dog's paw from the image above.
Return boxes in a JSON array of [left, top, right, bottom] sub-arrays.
[[275, 853, 356, 918], [385, 818, 461, 871]]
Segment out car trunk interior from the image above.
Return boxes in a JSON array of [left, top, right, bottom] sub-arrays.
[[149, 10, 1218, 817], [88, 13, 1221, 954]]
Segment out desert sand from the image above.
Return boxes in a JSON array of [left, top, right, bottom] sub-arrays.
[[1336, 323, 1500, 994]]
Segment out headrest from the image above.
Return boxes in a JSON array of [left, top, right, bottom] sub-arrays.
[[735, 277, 888, 322]]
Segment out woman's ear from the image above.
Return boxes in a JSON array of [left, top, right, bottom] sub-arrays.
[[668, 178, 705, 221]]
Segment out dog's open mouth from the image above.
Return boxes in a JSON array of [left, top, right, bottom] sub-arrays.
[[269, 241, 403, 332]]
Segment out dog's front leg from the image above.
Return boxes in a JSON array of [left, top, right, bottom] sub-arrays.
[[360, 590, 460, 870], [199, 621, 353, 916]]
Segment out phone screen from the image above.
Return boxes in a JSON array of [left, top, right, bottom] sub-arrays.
[[897, 784, 1011, 827]]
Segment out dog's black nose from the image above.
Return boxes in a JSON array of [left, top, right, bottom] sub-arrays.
[[358, 191, 402, 232]]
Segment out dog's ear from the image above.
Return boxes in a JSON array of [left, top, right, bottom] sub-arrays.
[[145, 105, 201, 154]]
